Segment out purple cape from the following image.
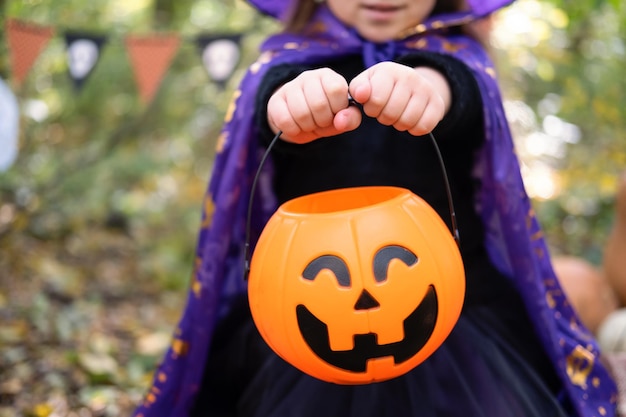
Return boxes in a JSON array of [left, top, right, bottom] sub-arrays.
[[133, 3, 617, 416]]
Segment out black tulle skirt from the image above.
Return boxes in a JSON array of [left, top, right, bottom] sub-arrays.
[[192, 286, 573, 417]]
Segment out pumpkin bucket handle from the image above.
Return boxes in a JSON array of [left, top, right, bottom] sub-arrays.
[[244, 115, 461, 280]]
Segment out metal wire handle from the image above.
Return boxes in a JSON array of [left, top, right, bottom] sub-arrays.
[[244, 106, 460, 280]]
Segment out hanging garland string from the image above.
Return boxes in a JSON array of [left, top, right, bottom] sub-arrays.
[[4, 18, 244, 105]]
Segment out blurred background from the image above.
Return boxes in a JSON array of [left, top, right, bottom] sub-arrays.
[[0, 0, 624, 415]]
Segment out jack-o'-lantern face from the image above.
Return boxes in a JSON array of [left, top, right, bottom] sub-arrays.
[[296, 247, 438, 373], [248, 186, 465, 384]]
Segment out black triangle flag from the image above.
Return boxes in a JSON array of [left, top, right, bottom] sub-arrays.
[[64, 32, 107, 91], [196, 34, 242, 89]]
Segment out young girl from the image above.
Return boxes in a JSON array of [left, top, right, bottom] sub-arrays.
[[134, 1, 617, 416]]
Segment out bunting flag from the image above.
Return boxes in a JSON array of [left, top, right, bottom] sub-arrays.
[[64, 32, 107, 91], [196, 34, 242, 89], [5, 19, 55, 89], [3, 17, 245, 106], [124, 34, 181, 105]]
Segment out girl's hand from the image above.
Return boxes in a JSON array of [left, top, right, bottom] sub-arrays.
[[267, 68, 362, 144], [349, 62, 451, 136]]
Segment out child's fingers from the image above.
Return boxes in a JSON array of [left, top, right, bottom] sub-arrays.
[[349, 62, 448, 136], [319, 69, 351, 115], [283, 85, 319, 133], [299, 106, 361, 139], [303, 78, 336, 129], [269, 68, 362, 143], [389, 87, 429, 132], [406, 96, 445, 136], [348, 72, 373, 106], [363, 66, 397, 115], [377, 84, 411, 127], [268, 93, 301, 137], [333, 106, 362, 133], [280, 107, 360, 143], [350, 63, 408, 118]]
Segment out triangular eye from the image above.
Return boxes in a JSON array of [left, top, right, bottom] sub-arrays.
[[373, 245, 418, 282], [354, 289, 380, 311]]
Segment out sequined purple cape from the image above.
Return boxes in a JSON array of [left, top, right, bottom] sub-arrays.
[[133, 2, 617, 416]]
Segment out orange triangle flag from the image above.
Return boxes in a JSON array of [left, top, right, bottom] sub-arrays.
[[6, 19, 55, 88], [125, 34, 181, 105]]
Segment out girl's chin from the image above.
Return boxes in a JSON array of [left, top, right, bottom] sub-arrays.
[[356, 29, 398, 43]]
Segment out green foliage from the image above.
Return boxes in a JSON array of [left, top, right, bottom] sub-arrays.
[[495, 0, 626, 262], [0, 0, 277, 286]]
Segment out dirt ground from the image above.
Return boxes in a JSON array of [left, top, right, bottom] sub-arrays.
[[0, 228, 186, 417]]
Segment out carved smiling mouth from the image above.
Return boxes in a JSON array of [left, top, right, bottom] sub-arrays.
[[296, 285, 438, 373]]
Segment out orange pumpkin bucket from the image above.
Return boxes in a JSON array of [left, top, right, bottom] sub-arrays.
[[247, 185, 465, 384]]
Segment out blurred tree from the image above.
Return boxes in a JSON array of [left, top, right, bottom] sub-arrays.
[[0, 0, 277, 288], [493, 0, 626, 263]]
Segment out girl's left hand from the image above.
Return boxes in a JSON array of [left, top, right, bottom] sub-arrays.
[[348, 61, 451, 136]]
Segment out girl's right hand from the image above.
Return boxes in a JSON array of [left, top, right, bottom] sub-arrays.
[[267, 68, 362, 144]]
